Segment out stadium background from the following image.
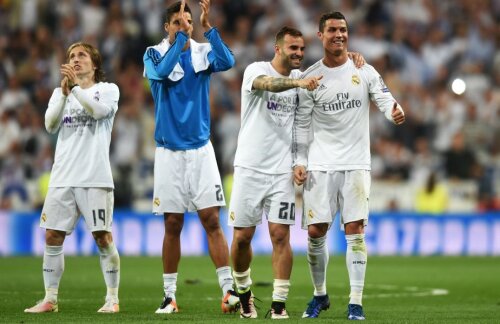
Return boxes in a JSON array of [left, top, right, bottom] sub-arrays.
[[0, 1, 499, 323], [0, 0, 499, 257]]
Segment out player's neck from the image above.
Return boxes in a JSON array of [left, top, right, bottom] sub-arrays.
[[322, 52, 348, 68], [270, 58, 291, 77], [77, 75, 96, 89]]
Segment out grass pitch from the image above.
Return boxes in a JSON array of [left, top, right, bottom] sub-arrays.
[[0, 255, 498, 323]]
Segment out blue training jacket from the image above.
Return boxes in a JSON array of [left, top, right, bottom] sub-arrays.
[[143, 28, 235, 150]]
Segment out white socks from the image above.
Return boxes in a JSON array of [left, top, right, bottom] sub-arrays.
[[346, 234, 367, 305], [43, 245, 64, 303], [307, 236, 329, 296], [216, 266, 235, 295], [163, 267, 234, 300], [163, 273, 178, 300], [233, 268, 252, 294], [98, 242, 120, 302], [272, 279, 290, 302]]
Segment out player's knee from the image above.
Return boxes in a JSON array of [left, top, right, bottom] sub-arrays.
[[270, 227, 289, 246], [233, 229, 253, 246], [344, 220, 364, 235], [308, 223, 328, 238], [45, 229, 66, 246], [164, 215, 184, 235], [93, 231, 113, 248], [202, 216, 221, 234]]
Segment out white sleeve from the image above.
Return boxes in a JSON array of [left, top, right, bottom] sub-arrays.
[[242, 62, 267, 93], [71, 83, 119, 120], [45, 88, 66, 133], [293, 87, 314, 167], [364, 66, 400, 121]]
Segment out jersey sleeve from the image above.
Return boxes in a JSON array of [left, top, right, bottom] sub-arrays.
[[363, 65, 398, 121], [71, 83, 119, 120], [45, 88, 66, 133], [242, 62, 267, 93], [205, 27, 235, 72], [293, 87, 314, 167], [143, 32, 189, 80]]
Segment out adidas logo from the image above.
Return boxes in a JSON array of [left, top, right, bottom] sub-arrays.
[[318, 84, 326, 91]]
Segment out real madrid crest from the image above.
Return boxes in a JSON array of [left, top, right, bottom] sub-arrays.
[[351, 75, 360, 85]]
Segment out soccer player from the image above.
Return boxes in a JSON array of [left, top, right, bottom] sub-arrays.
[[229, 26, 364, 319], [229, 26, 322, 319], [24, 42, 121, 313], [294, 12, 405, 320], [143, 0, 238, 314]]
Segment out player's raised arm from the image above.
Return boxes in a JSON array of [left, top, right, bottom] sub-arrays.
[[199, 0, 212, 32], [179, 0, 191, 32], [203, 0, 234, 72]]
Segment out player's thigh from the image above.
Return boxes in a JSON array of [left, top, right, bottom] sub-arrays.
[[228, 167, 267, 227], [40, 187, 80, 234], [153, 147, 188, 213], [340, 169, 371, 226], [302, 171, 339, 229], [75, 187, 114, 232], [266, 172, 296, 225], [190, 141, 225, 211]]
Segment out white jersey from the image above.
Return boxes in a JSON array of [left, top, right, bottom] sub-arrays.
[[234, 61, 302, 174], [46, 82, 119, 188], [294, 59, 397, 171]]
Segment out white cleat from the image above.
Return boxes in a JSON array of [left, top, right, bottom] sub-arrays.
[[24, 300, 58, 313], [98, 298, 120, 313]]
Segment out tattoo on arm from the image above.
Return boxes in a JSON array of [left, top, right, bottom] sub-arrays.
[[253, 75, 298, 93]]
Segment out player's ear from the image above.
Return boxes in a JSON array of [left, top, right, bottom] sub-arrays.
[[274, 44, 280, 55], [164, 22, 169, 32]]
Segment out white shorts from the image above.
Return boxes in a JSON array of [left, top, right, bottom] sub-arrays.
[[153, 141, 225, 213], [302, 170, 371, 230], [228, 167, 295, 227], [40, 187, 114, 234]]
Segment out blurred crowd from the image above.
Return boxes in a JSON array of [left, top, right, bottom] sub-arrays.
[[0, 0, 499, 212]]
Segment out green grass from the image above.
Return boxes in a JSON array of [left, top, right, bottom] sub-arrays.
[[0, 256, 499, 323]]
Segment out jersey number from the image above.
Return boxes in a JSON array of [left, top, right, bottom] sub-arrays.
[[215, 185, 223, 202], [92, 209, 106, 226], [278, 202, 295, 220]]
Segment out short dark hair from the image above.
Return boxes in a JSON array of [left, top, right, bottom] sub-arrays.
[[66, 42, 105, 82], [275, 26, 303, 45], [319, 11, 347, 32], [164, 1, 192, 24]]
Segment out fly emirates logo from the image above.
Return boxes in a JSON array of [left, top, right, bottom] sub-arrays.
[[322, 92, 361, 112]]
